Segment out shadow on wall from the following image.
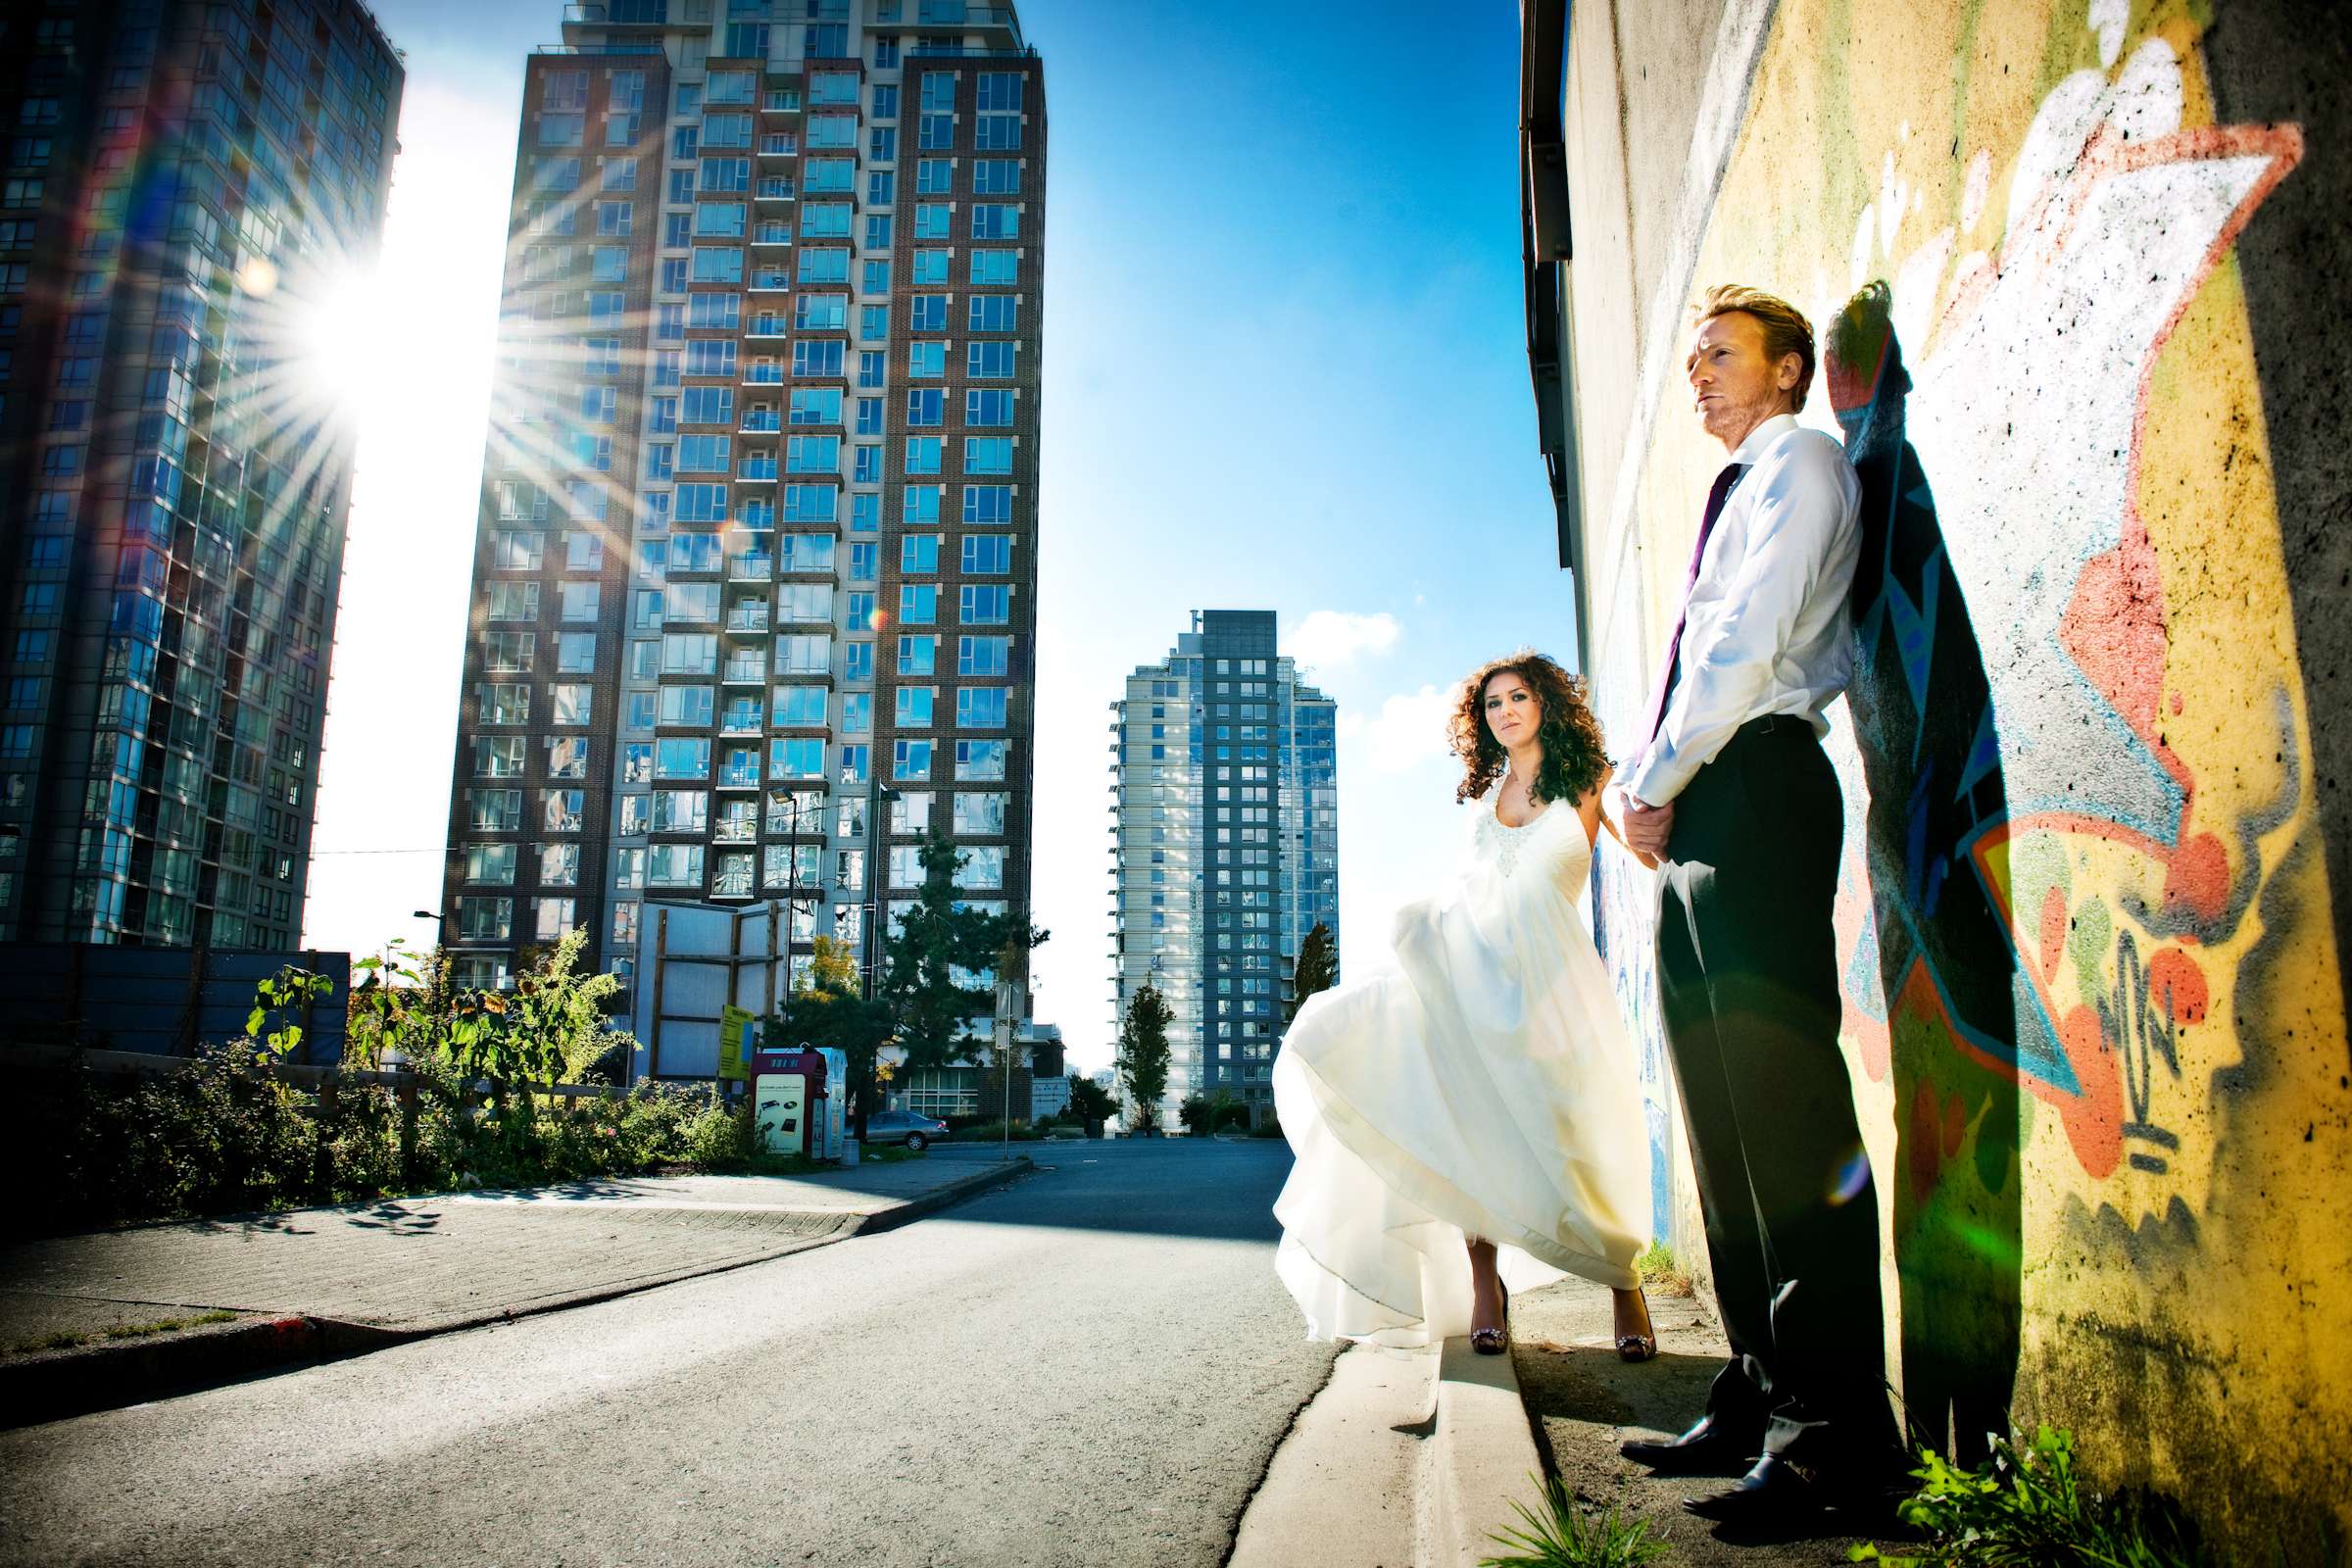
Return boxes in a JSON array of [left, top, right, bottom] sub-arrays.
[[1827, 280, 2021, 1466]]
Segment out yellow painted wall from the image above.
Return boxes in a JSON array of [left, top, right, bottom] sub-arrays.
[[1576, 0, 2350, 1555]]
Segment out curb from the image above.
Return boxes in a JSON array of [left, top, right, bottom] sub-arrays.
[[1430, 1335, 1548, 1566], [0, 1156, 1033, 1429]]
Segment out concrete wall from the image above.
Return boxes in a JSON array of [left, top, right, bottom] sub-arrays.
[[1555, 0, 2350, 1556]]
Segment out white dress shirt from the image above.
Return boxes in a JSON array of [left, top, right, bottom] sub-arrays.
[[1621, 413, 1861, 807]]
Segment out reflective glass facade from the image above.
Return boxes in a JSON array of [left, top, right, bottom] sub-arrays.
[[440, 1, 1045, 1007], [1108, 611, 1339, 1124], [0, 0, 402, 947]]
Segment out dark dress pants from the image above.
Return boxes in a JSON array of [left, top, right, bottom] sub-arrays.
[[1653, 715, 1898, 1471]]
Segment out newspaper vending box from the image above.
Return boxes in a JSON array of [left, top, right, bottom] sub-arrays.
[[749, 1046, 826, 1157]]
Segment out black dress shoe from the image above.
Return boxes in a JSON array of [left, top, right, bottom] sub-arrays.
[[1683, 1455, 1823, 1524], [1619, 1417, 1758, 1477]]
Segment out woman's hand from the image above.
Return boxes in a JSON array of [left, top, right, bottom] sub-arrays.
[[1593, 793, 1660, 870]]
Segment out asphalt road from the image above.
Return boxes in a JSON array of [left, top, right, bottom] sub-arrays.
[[0, 1139, 1338, 1568]]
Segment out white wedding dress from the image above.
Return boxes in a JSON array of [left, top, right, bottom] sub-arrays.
[[1273, 782, 1651, 1347]]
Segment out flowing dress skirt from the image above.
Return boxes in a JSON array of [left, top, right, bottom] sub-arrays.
[[1273, 811, 1650, 1347]]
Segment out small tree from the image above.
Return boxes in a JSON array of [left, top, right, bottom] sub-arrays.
[[1066, 1073, 1118, 1134], [766, 934, 894, 1133], [1286, 921, 1338, 1024], [882, 833, 1048, 1075], [1116, 981, 1173, 1132]]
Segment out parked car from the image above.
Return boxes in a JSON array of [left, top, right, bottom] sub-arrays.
[[863, 1108, 949, 1152]]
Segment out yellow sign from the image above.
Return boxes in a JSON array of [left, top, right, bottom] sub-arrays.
[[717, 1004, 755, 1083]]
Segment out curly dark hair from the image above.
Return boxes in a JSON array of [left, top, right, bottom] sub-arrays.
[[1448, 649, 1611, 807]]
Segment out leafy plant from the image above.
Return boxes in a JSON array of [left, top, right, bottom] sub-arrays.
[[246, 966, 336, 1060], [1850, 1425, 2209, 1567], [1484, 1476, 1669, 1568], [1635, 1241, 1693, 1298]]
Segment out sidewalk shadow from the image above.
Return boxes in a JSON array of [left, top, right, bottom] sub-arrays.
[[1828, 281, 2023, 1466]]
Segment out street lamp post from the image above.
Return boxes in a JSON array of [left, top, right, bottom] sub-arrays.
[[858, 769, 899, 1130]]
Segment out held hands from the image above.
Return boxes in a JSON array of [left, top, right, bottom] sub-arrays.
[[1615, 790, 1673, 868]]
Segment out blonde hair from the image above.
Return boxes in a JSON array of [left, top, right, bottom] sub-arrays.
[[1695, 284, 1816, 412]]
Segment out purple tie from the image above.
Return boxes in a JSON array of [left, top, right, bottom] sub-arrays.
[[1643, 463, 1748, 744]]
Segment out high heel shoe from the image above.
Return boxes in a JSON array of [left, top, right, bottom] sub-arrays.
[[1471, 1280, 1509, 1355], [1615, 1289, 1657, 1362]]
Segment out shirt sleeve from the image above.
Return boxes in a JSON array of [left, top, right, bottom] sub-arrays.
[[1621, 434, 1857, 806]]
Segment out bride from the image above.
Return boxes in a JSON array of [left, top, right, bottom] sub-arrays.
[[1273, 650, 1658, 1357]]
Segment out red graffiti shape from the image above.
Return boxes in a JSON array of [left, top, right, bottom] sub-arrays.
[[2038, 884, 2070, 985], [2148, 947, 2210, 1026], [1909, 1078, 1943, 1201], [2161, 831, 2231, 930], [1941, 1088, 1970, 1158], [2060, 514, 2169, 746], [2056, 1004, 2124, 1178]]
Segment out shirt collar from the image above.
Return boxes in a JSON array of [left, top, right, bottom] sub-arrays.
[[1727, 411, 1801, 467]]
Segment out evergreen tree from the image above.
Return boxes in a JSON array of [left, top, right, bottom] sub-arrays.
[[880, 833, 1048, 1075], [1116, 981, 1174, 1131], [1285, 921, 1339, 1024]]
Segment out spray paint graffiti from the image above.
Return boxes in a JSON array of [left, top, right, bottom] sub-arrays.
[[1576, 0, 2350, 1543], [1811, 21, 2303, 1203]]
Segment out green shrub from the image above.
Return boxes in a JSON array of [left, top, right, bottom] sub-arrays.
[[680, 1093, 760, 1171], [951, 1119, 1041, 1142], [1850, 1426, 2209, 1567], [1483, 1475, 1667, 1567]]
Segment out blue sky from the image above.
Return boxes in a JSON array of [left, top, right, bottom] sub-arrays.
[[307, 0, 1583, 1071]]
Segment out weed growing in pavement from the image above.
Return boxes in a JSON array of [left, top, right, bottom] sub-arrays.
[[1483, 1475, 1669, 1568], [1849, 1425, 2209, 1567], [9, 1310, 240, 1355], [1634, 1241, 1693, 1298]]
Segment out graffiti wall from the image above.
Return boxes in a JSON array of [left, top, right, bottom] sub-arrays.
[[1566, 0, 2350, 1556]]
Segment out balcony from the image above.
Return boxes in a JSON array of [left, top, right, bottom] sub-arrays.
[[750, 223, 793, 248], [742, 364, 785, 385], [717, 765, 762, 793], [737, 455, 779, 483], [737, 502, 777, 530], [740, 412, 781, 433], [720, 710, 764, 738], [755, 177, 798, 204], [561, 2, 675, 24], [728, 552, 773, 580], [749, 269, 792, 292], [760, 88, 801, 116], [758, 133, 799, 159], [722, 656, 766, 685]]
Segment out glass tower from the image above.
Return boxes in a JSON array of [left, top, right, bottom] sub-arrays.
[[439, 1, 1045, 1017], [0, 0, 403, 947], [1108, 611, 1339, 1126]]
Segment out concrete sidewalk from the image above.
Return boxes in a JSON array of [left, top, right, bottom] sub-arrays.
[[0, 1153, 1032, 1427], [1511, 1280, 1889, 1564], [1234, 1279, 1897, 1566]]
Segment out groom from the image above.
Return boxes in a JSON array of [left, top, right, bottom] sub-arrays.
[[1617, 285, 1900, 1524]]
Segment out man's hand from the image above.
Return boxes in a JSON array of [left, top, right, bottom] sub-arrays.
[[1619, 791, 1675, 861]]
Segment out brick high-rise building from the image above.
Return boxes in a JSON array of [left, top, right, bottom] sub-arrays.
[[0, 0, 403, 947], [1107, 611, 1338, 1125], [439, 2, 1045, 1029]]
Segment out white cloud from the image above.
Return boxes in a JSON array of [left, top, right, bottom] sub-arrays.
[[1290, 610, 1401, 670], [1339, 685, 1456, 774]]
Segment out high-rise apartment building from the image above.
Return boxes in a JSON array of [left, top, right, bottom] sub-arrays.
[[1107, 611, 1338, 1125], [439, 2, 1045, 1013], [0, 0, 403, 947]]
